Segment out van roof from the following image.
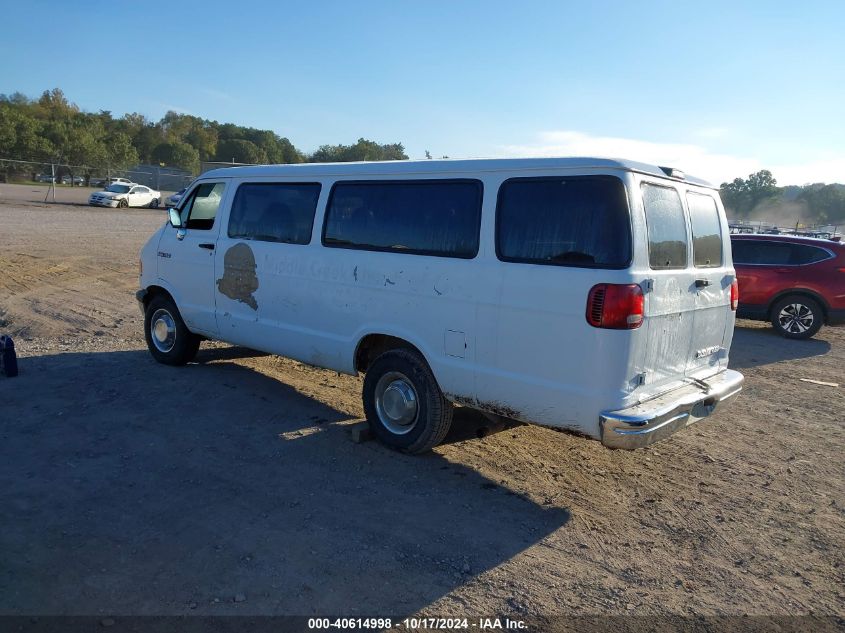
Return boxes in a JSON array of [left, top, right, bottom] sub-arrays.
[[201, 156, 716, 188]]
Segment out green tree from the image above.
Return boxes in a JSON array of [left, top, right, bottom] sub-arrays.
[[151, 141, 200, 173], [215, 138, 267, 164], [798, 184, 845, 224], [0, 102, 53, 161], [310, 138, 407, 162], [720, 170, 780, 218]]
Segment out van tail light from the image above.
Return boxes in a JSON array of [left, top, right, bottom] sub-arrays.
[[730, 279, 739, 311], [586, 284, 644, 329]]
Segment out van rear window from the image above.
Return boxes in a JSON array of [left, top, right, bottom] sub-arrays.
[[687, 192, 723, 267], [495, 176, 631, 269], [323, 180, 482, 258], [642, 183, 688, 270]]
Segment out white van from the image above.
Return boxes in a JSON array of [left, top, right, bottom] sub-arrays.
[[137, 157, 743, 453]]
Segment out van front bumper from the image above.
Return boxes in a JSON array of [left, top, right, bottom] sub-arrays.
[[600, 369, 744, 449]]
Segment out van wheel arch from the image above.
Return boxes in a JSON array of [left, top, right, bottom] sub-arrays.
[[141, 285, 174, 310], [355, 334, 427, 374]]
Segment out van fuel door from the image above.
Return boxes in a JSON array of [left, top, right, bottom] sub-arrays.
[[445, 330, 466, 359]]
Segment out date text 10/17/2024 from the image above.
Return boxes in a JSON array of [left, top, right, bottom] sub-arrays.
[[308, 617, 528, 630]]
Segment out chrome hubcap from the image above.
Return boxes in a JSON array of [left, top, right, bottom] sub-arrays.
[[778, 303, 814, 334], [374, 371, 419, 435], [150, 308, 176, 353]]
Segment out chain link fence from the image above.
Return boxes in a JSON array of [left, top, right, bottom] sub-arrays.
[[0, 157, 194, 204]]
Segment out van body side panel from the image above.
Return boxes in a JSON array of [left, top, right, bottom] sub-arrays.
[[472, 170, 644, 439], [213, 175, 480, 400], [474, 263, 642, 437]]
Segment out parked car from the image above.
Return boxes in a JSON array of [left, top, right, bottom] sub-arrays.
[[109, 177, 134, 186], [731, 234, 845, 339], [89, 177, 107, 188], [35, 174, 55, 183], [137, 157, 744, 454], [89, 183, 161, 208], [60, 175, 85, 185], [165, 188, 187, 208]]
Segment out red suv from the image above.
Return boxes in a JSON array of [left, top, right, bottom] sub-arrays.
[[731, 234, 845, 339]]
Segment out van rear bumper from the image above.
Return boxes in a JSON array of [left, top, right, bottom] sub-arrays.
[[600, 369, 744, 449]]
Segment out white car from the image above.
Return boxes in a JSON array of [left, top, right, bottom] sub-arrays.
[[89, 183, 161, 208], [165, 188, 187, 208], [109, 177, 134, 186]]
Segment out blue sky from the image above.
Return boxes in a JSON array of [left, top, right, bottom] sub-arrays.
[[2, 0, 843, 184]]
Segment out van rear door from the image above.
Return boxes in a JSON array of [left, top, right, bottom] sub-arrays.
[[639, 181, 698, 389], [684, 190, 734, 378]]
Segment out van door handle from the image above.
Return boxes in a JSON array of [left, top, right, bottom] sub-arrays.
[[198, 243, 215, 250], [694, 278, 711, 288]]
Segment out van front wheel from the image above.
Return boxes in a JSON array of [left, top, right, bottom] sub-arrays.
[[144, 295, 200, 365], [363, 348, 453, 454], [771, 295, 823, 339]]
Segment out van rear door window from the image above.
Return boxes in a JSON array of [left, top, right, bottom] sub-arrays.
[[323, 180, 482, 258], [642, 183, 688, 269], [687, 192, 723, 267], [228, 182, 321, 244], [495, 176, 631, 268]]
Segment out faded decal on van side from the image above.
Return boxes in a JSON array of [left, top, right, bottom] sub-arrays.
[[217, 242, 259, 310]]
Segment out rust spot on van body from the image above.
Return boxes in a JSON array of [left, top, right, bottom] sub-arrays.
[[445, 394, 522, 420], [217, 242, 259, 310]]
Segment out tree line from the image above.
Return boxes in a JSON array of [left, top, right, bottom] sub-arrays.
[[2, 89, 842, 224], [720, 170, 845, 226], [0, 88, 408, 177]]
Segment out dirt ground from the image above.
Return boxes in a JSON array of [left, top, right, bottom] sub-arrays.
[[0, 183, 843, 626]]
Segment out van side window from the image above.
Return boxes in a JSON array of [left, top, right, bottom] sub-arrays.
[[323, 180, 482, 258], [687, 192, 723, 267], [182, 182, 226, 230], [496, 176, 631, 268], [642, 184, 688, 269], [228, 183, 321, 244]]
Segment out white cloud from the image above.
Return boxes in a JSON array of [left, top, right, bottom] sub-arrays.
[[693, 127, 730, 140], [496, 131, 844, 186], [768, 158, 845, 187]]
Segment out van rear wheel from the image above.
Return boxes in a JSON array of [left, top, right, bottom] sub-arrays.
[[771, 295, 823, 339], [144, 295, 201, 365], [362, 348, 453, 454]]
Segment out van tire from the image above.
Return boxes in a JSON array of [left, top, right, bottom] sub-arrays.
[[144, 295, 201, 365], [770, 295, 823, 339], [363, 348, 453, 454]]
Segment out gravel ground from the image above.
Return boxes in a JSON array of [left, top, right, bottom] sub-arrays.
[[0, 185, 843, 628]]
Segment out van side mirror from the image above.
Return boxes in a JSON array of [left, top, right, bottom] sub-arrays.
[[168, 208, 182, 228]]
